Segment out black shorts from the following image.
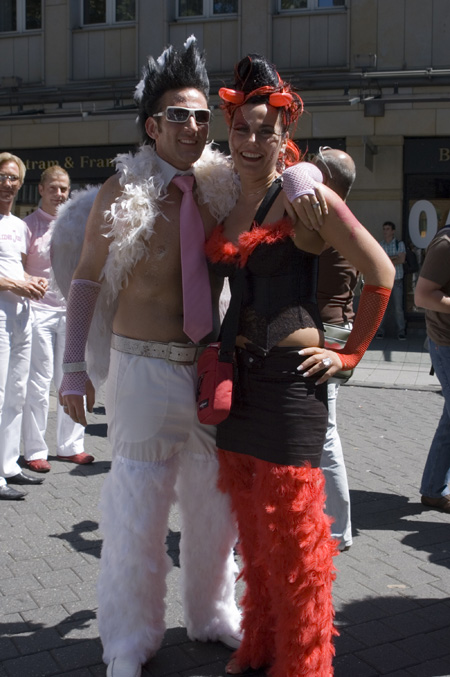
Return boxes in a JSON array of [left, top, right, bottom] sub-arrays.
[[216, 345, 328, 467]]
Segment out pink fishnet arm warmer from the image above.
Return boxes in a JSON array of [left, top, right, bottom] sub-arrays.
[[282, 162, 323, 201], [60, 279, 101, 397], [337, 284, 391, 370]]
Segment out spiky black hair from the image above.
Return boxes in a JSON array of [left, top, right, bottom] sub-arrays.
[[134, 35, 209, 145]]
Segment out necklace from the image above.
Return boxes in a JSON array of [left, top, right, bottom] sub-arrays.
[[242, 173, 279, 198]]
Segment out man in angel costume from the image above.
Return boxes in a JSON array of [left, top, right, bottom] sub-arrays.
[[56, 38, 242, 677]]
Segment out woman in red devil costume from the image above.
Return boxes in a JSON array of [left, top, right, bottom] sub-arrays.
[[205, 54, 395, 677]]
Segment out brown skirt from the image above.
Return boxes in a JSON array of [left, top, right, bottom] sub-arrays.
[[216, 345, 328, 467]]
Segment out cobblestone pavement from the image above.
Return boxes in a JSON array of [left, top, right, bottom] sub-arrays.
[[2, 336, 450, 676]]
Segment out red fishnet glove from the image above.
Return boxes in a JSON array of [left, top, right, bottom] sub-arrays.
[[59, 279, 101, 397], [337, 284, 391, 370]]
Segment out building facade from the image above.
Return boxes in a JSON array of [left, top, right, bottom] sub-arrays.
[[1, 0, 450, 317]]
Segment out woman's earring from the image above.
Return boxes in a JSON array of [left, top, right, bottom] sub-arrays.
[[279, 151, 286, 172]]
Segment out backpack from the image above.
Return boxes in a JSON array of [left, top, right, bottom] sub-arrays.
[[395, 239, 419, 275], [403, 245, 419, 274]]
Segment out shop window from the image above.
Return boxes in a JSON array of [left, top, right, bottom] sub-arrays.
[[0, 0, 41, 33], [82, 0, 135, 25], [177, 0, 238, 18], [279, 0, 345, 10]]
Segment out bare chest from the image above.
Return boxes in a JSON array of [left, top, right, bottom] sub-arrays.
[[125, 186, 215, 290]]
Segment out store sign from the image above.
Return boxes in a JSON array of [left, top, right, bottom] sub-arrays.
[[439, 147, 450, 162], [18, 146, 132, 181], [404, 138, 450, 174], [408, 199, 450, 248]]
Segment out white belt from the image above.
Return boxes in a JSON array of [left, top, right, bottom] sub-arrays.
[[111, 333, 205, 365]]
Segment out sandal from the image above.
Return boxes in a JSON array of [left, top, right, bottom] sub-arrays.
[[225, 657, 251, 675]]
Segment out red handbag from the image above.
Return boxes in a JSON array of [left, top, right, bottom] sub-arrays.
[[196, 342, 234, 425]]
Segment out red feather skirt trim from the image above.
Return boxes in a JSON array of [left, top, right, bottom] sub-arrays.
[[218, 449, 338, 677]]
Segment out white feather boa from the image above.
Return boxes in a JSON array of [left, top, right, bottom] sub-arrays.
[[50, 143, 239, 387], [102, 143, 240, 300]]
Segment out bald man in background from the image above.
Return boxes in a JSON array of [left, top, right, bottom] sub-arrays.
[[313, 146, 357, 552]]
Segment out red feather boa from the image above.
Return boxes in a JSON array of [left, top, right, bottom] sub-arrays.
[[205, 217, 294, 268]]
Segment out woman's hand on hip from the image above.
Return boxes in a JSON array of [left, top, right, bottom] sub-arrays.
[[296, 347, 343, 384]]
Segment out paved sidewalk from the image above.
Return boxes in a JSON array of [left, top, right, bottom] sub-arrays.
[[352, 327, 438, 391], [1, 329, 450, 677]]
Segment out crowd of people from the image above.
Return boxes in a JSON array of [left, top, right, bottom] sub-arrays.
[[1, 35, 448, 677], [0, 152, 46, 500], [0, 158, 95, 501]]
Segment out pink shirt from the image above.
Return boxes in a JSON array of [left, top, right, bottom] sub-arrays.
[[24, 208, 65, 311]]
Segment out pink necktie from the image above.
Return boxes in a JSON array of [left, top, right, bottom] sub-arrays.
[[172, 175, 213, 343]]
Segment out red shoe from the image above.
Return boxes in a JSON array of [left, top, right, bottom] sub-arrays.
[[26, 459, 51, 473], [57, 452, 94, 465]]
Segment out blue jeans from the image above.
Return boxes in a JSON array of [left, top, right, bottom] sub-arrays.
[[321, 379, 352, 548], [420, 339, 450, 497]]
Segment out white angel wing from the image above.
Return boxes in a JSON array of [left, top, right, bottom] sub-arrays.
[[50, 186, 116, 390], [50, 186, 99, 298]]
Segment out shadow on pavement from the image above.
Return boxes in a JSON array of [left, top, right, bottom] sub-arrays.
[[50, 519, 102, 558], [350, 488, 450, 570], [47, 455, 111, 477], [1, 611, 103, 676], [334, 595, 450, 676]]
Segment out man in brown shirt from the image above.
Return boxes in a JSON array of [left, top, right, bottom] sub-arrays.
[[312, 147, 357, 550], [415, 226, 450, 513]]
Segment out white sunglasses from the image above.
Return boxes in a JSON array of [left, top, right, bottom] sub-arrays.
[[152, 106, 211, 125]]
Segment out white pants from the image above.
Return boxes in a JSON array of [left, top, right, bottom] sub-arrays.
[[0, 304, 32, 486], [320, 378, 353, 548], [97, 350, 241, 664], [22, 307, 85, 460]]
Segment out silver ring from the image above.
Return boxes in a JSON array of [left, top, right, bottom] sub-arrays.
[[312, 202, 320, 209], [322, 357, 332, 368]]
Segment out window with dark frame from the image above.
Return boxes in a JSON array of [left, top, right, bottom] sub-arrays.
[[82, 0, 135, 25], [178, 0, 203, 17], [178, 0, 238, 17], [280, 0, 307, 8], [116, 0, 135, 22], [26, 0, 41, 28], [83, 0, 106, 24], [280, 0, 344, 9], [213, 1, 238, 13], [0, 0, 41, 33], [318, 0, 344, 7]]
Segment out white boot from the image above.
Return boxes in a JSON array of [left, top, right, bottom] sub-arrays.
[[106, 657, 141, 677]]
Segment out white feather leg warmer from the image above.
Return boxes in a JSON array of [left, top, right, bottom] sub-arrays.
[[176, 453, 241, 641], [97, 456, 178, 664]]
